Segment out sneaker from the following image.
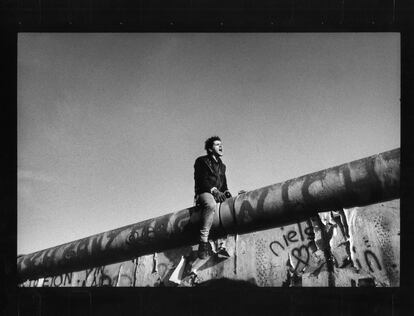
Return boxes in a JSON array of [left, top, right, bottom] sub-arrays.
[[197, 242, 211, 259]]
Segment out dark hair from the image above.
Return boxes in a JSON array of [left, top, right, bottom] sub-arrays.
[[204, 136, 221, 153]]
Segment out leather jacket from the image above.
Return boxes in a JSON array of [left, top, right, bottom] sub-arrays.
[[194, 154, 228, 195]]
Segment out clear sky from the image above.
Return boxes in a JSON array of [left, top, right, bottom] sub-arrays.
[[18, 33, 400, 255]]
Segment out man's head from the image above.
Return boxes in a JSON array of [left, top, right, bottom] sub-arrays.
[[205, 136, 223, 157]]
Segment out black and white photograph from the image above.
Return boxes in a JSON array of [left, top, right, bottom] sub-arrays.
[[3, 2, 410, 314], [17, 33, 400, 290]]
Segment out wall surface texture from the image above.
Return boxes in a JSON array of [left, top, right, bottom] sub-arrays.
[[20, 199, 399, 287]]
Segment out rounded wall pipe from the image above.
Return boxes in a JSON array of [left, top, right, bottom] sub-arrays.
[[216, 148, 399, 235], [17, 206, 201, 282], [17, 148, 399, 282]]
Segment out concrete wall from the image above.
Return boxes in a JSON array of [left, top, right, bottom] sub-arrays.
[[19, 199, 399, 287]]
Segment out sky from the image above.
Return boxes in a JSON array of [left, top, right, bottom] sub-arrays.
[[18, 33, 400, 255]]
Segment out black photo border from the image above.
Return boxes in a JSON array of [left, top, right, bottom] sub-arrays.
[[2, 1, 413, 315]]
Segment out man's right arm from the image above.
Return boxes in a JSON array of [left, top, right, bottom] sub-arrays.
[[194, 158, 214, 193], [212, 189, 227, 202], [195, 158, 227, 202]]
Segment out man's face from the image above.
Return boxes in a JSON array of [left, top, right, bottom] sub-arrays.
[[209, 140, 223, 157]]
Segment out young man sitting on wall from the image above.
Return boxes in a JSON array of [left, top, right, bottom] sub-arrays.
[[194, 136, 232, 259]]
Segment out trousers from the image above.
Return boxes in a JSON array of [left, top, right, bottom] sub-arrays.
[[196, 192, 217, 243]]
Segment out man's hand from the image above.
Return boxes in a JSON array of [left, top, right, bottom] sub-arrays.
[[212, 189, 227, 203]]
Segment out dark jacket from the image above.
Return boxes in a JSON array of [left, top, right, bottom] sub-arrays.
[[194, 154, 229, 195]]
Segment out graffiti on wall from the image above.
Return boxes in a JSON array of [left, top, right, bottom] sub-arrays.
[[19, 200, 400, 288], [344, 200, 400, 286], [269, 223, 314, 273]]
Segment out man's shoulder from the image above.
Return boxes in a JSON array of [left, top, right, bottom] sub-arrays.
[[195, 155, 209, 168], [195, 155, 209, 163], [195, 155, 226, 169]]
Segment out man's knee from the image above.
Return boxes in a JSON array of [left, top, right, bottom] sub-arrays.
[[198, 193, 216, 211], [204, 200, 216, 212]]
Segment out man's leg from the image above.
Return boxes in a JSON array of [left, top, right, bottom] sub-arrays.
[[197, 192, 217, 258]]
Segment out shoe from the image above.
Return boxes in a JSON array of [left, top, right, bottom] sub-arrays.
[[197, 242, 211, 259], [216, 247, 230, 259]]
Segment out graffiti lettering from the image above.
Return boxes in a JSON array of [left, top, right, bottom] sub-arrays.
[[25, 279, 39, 287], [297, 223, 304, 241], [291, 245, 310, 272], [103, 226, 127, 250], [30, 249, 46, 266], [126, 230, 141, 246], [364, 250, 382, 273], [90, 234, 104, 254], [62, 242, 77, 262], [63, 272, 72, 285], [44, 273, 74, 287], [175, 214, 190, 232], [43, 247, 59, 268], [269, 241, 285, 256], [117, 273, 134, 286], [238, 188, 269, 225], [53, 275, 62, 287], [352, 246, 382, 273], [77, 267, 113, 287], [331, 209, 349, 239], [84, 268, 94, 283], [99, 268, 114, 286], [282, 234, 289, 246], [147, 225, 155, 239], [42, 277, 50, 287], [304, 226, 313, 238], [76, 238, 90, 258], [268, 223, 315, 275], [287, 230, 298, 243], [126, 221, 157, 248], [268, 224, 312, 257], [90, 267, 101, 286]]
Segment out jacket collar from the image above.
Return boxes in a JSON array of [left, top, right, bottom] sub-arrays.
[[202, 154, 220, 173]]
